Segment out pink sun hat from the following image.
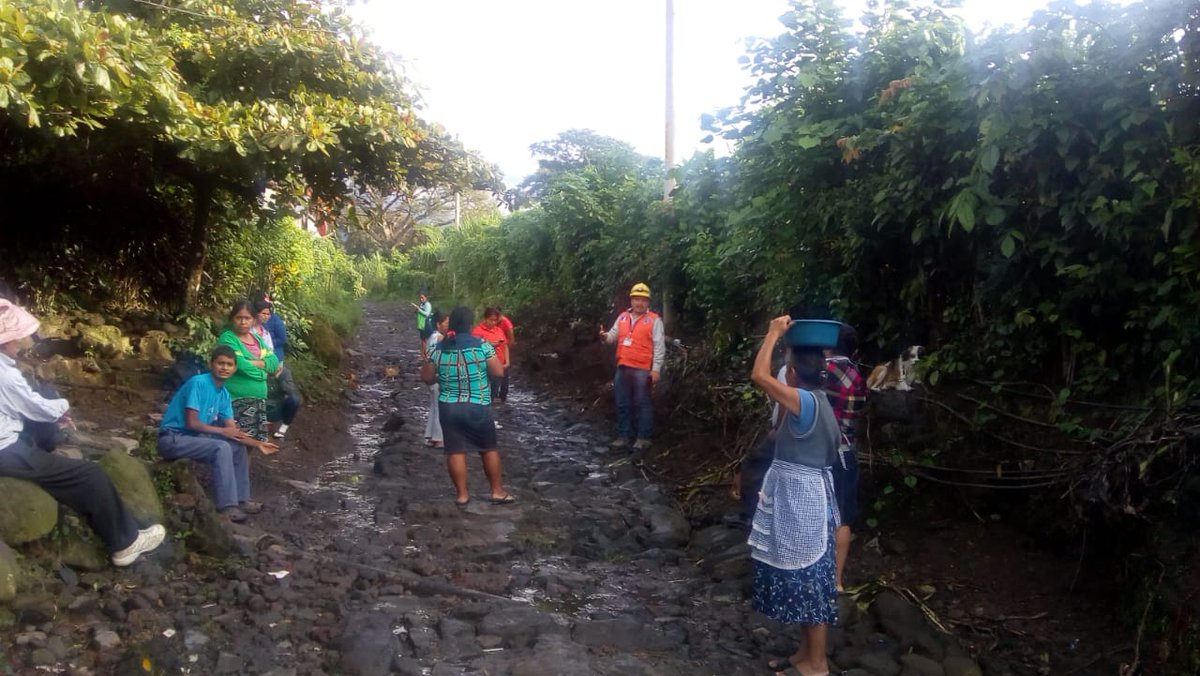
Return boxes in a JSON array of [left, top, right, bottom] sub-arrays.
[[0, 299, 40, 345]]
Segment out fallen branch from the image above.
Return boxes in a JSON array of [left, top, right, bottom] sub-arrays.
[[954, 392, 1063, 430]]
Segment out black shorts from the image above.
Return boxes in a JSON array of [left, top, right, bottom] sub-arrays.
[[832, 445, 859, 525], [438, 402, 498, 453]]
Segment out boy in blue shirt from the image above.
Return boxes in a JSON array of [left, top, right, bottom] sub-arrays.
[[157, 346, 278, 523]]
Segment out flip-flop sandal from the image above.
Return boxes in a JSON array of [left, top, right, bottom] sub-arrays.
[[490, 494, 517, 505], [454, 499, 470, 507], [767, 658, 794, 672]]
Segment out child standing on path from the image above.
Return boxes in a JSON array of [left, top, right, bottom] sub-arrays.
[[411, 293, 433, 353], [423, 311, 448, 449]]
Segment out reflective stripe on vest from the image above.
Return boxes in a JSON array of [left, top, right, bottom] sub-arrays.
[[615, 311, 658, 370]]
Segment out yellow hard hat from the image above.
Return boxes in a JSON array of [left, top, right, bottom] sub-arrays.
[[630, 282, 651, 298]]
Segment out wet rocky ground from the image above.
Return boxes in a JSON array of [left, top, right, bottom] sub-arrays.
[[0, 302, 1075, 675]]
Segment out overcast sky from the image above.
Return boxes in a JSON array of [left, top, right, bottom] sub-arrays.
[[348, 0, 1055, 186]]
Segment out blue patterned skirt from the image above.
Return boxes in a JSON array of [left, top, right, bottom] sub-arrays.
[[750, 511, 838, 626]]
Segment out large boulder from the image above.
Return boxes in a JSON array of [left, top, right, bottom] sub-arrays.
[[338, 612, 405, 676], [872, 591, 931, 648], [165, 461, 237, 557], [34, 355, 105, 385], [0, 479, 58, 544], [0, 541, 19, 602], [98, 450, 165, 525], [641, 504, 691, 549], [136, 331, 173, 362], [56, 531, 108, 571], [36, 315, 77, 341], [77, 324, 131, 359]]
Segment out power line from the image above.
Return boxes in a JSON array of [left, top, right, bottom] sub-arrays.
[[127, 0, 345, 37]]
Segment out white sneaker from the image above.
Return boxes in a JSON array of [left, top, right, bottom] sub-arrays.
[[112, 524, 166, 567], [273, 423, 289, 440]]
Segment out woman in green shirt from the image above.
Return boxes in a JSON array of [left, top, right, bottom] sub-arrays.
[[216, 301, 280, 444]]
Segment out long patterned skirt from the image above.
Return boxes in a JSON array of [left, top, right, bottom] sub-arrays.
[[750, 510, 839, 626], [231, 397, 269, 442]]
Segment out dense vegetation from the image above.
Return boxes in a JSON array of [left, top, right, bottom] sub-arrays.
[[387, 0, 1199, 669], [1, 0, 1196, 668], [0, 0, 493, 394]]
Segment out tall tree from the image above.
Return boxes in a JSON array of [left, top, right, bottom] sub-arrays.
[[0, 0, 492, 309]]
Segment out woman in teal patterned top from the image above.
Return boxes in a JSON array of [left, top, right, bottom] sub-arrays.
[[420, 307, 515, 507]]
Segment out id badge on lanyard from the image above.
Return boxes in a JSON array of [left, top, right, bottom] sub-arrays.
[[622, 313, 643, 347]]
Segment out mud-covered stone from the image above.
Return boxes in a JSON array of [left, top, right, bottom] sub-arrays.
[[77, 324, 131, 359], [338, 612, 404, 676], [901, 653, 945, 676], [873, 591, 930, 648], [477, 606, 566, 648], [165, 461, 237, 557], [57, 535, 108, 571], [0, 478, 58, 544], [98, 450, 165, 525], [0, 541, 19, 602], [942, 656, 983, 676], [571, 616, 679, 651], [137, 331, 173, 362], [641, 504, 691, 549]]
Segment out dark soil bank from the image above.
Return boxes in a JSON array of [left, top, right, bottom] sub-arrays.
[[0, 302, 1118, 675]]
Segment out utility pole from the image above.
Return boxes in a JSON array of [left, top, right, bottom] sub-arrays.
[[664, 0, 676, 201], [662, 0, 677, 333]]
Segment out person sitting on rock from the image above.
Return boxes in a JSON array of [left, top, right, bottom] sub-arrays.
[[157, 345, 278, 523], [0, 299, 166, 567]]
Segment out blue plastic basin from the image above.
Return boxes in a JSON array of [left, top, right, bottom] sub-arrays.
[[785, 319, 842, 348]]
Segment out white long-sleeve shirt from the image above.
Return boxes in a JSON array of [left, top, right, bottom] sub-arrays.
[[0, 354, 69, 449]]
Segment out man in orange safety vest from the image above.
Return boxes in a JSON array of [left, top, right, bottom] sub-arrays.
[[599, 283, 665, 450]]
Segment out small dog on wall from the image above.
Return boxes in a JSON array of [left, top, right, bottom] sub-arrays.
[[867, 345, 924, 391]]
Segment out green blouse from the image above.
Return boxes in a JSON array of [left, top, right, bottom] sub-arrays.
[[216, 329, 279, 400]]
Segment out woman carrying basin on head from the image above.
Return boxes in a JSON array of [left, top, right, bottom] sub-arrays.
[[748, 315, 841, 676]]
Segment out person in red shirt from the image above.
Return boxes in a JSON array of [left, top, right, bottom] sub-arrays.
[[471, 308, 510, 403], [599, 283, 665, 450]]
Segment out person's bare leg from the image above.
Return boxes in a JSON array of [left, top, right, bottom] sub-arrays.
[[801, 624, 829, 674], [479, 450, 507, 499], [835, 524, 851, 591], [774, 626, 830, 675], [446, 453, 469, 504]]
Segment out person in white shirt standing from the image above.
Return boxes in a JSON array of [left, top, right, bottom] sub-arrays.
[[0, 299, 165, 567]]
